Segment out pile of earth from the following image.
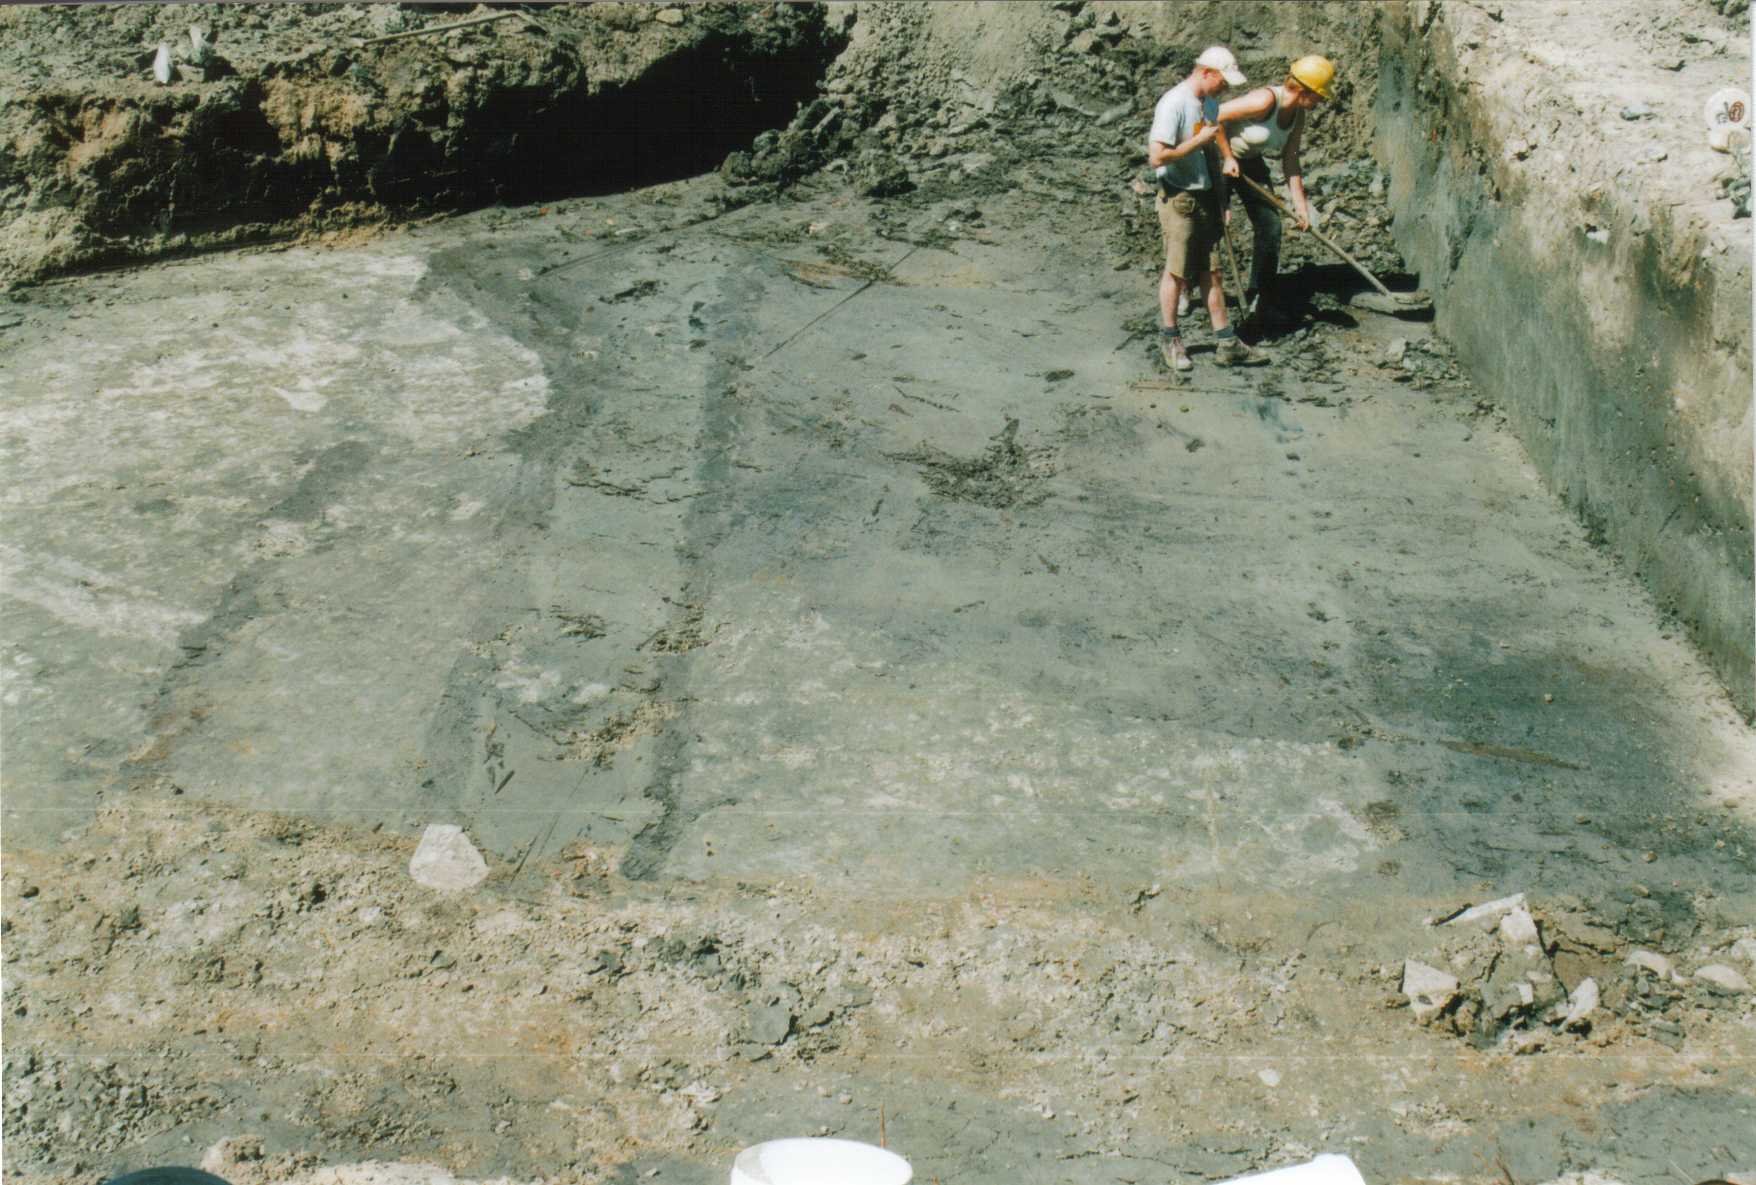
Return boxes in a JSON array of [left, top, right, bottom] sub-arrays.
[[733, 1, 1409, 285], [1, 0, 1412, 291]]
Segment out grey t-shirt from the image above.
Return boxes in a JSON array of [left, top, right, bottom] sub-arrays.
[[1148, 80, 1219, 191]]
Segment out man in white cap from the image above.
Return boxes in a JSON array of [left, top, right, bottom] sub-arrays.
[[1147, 45, 1266, 372]]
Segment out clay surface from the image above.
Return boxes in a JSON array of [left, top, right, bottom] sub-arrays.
[[3, 4, 1753, 1185]]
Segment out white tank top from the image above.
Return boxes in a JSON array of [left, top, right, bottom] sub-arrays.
[[1232, 86, 1301, 161]]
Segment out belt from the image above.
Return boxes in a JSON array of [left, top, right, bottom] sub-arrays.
[[1158, 180, 1216, 201]]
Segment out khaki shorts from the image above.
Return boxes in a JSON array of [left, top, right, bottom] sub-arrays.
[[1156, 189, 1221, 281]]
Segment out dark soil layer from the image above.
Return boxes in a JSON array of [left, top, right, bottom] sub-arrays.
[[0, 2, 845, 281]]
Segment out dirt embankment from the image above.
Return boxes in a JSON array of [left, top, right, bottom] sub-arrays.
[[0, 2, 844, 284], [2, 1, 1410, 289], [1373, 0, 1754, 714]]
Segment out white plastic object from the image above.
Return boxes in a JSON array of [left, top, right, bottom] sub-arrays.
[[1214, 1153, 1368, 1185], [729, 1139, 912, 1185], [1704, 87, 1750, 130], [1708, 125, 1751, 154]]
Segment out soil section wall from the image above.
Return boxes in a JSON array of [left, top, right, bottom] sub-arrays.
[[0, 3, 843, 283], [1373, 0, 1754, 713]]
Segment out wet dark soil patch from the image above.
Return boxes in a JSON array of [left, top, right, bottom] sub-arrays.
[[892, 417, 1056, 510], [1354, 636, 1756, 901]]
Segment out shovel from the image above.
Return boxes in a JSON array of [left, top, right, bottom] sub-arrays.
[[1233, 170, 1432, 315], [1219, 219, 1250, 319]]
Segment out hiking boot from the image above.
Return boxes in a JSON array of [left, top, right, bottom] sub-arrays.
[[1214, 337, 1268, 367], [1176, 286, 1205, 319], [1160, 334, 1192, 372]]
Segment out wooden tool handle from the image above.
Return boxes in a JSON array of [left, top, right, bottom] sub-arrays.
[[1233, 171, 1394, 299]]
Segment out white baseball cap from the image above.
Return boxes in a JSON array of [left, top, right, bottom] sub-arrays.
[[1196, 46, 1247, 87]]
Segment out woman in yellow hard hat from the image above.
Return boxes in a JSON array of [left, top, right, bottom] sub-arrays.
[[1218, 55, 1335, 323]]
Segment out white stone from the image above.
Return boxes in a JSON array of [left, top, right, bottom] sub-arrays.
[[1729, 936, 1756, 965], [1256, 1068, 1281, 1087], [1437, 892, 1526, 928], [409, 824, 489, 891], [1694, 964, 1751, 993], [1626, 949, 1675, 979], [1499, 906, 1540, 948], [1562, 976, 1599, 1028], [1402, 959, 1459, 1021]]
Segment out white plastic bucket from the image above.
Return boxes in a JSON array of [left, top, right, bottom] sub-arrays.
[[729, 1139, 912, 1185], [1216, 1154, 1367, 1185]]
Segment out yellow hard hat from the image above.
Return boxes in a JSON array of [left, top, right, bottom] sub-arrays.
[[1289, 54, 1336, 101]]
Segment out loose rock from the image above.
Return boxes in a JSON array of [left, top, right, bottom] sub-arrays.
[[1693, 964, 1751, 993], [1499, 907, 1541, 949], [408, 824, 490, 891], [1561, 977, 1599, 1029], [1437, 892, 1526, 929], [745, 1000, 794, 1045], [1626, 949, 1675, 980], [1402, 959, 1459, 1021]]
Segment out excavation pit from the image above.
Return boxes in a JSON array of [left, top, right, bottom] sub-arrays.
[[2, 4, 1752, 1185]]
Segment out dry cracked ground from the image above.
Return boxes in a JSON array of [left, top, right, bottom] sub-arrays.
[[4, 42, 1756, 1185]]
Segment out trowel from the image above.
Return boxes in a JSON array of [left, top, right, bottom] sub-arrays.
[[1234, 171, 1432, 316]]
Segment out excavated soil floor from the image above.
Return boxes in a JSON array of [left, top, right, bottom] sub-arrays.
[[3, 4, 1754, 1185]]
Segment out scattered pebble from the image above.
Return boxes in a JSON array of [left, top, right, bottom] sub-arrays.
[[1627, 949, 1676, 979], [1438, 892, 1527, 928], [1402, 959, 1460, 1021], [1499, 907, 1541, 948], [1562, 976, 1599, 1028], [1694, 964, 1751, 993]]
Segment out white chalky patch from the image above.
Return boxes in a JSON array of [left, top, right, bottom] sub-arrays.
[[0, 543, 204, 648]]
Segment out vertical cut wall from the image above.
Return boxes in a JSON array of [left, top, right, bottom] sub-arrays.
[[1374, 0, 1754, 714]]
